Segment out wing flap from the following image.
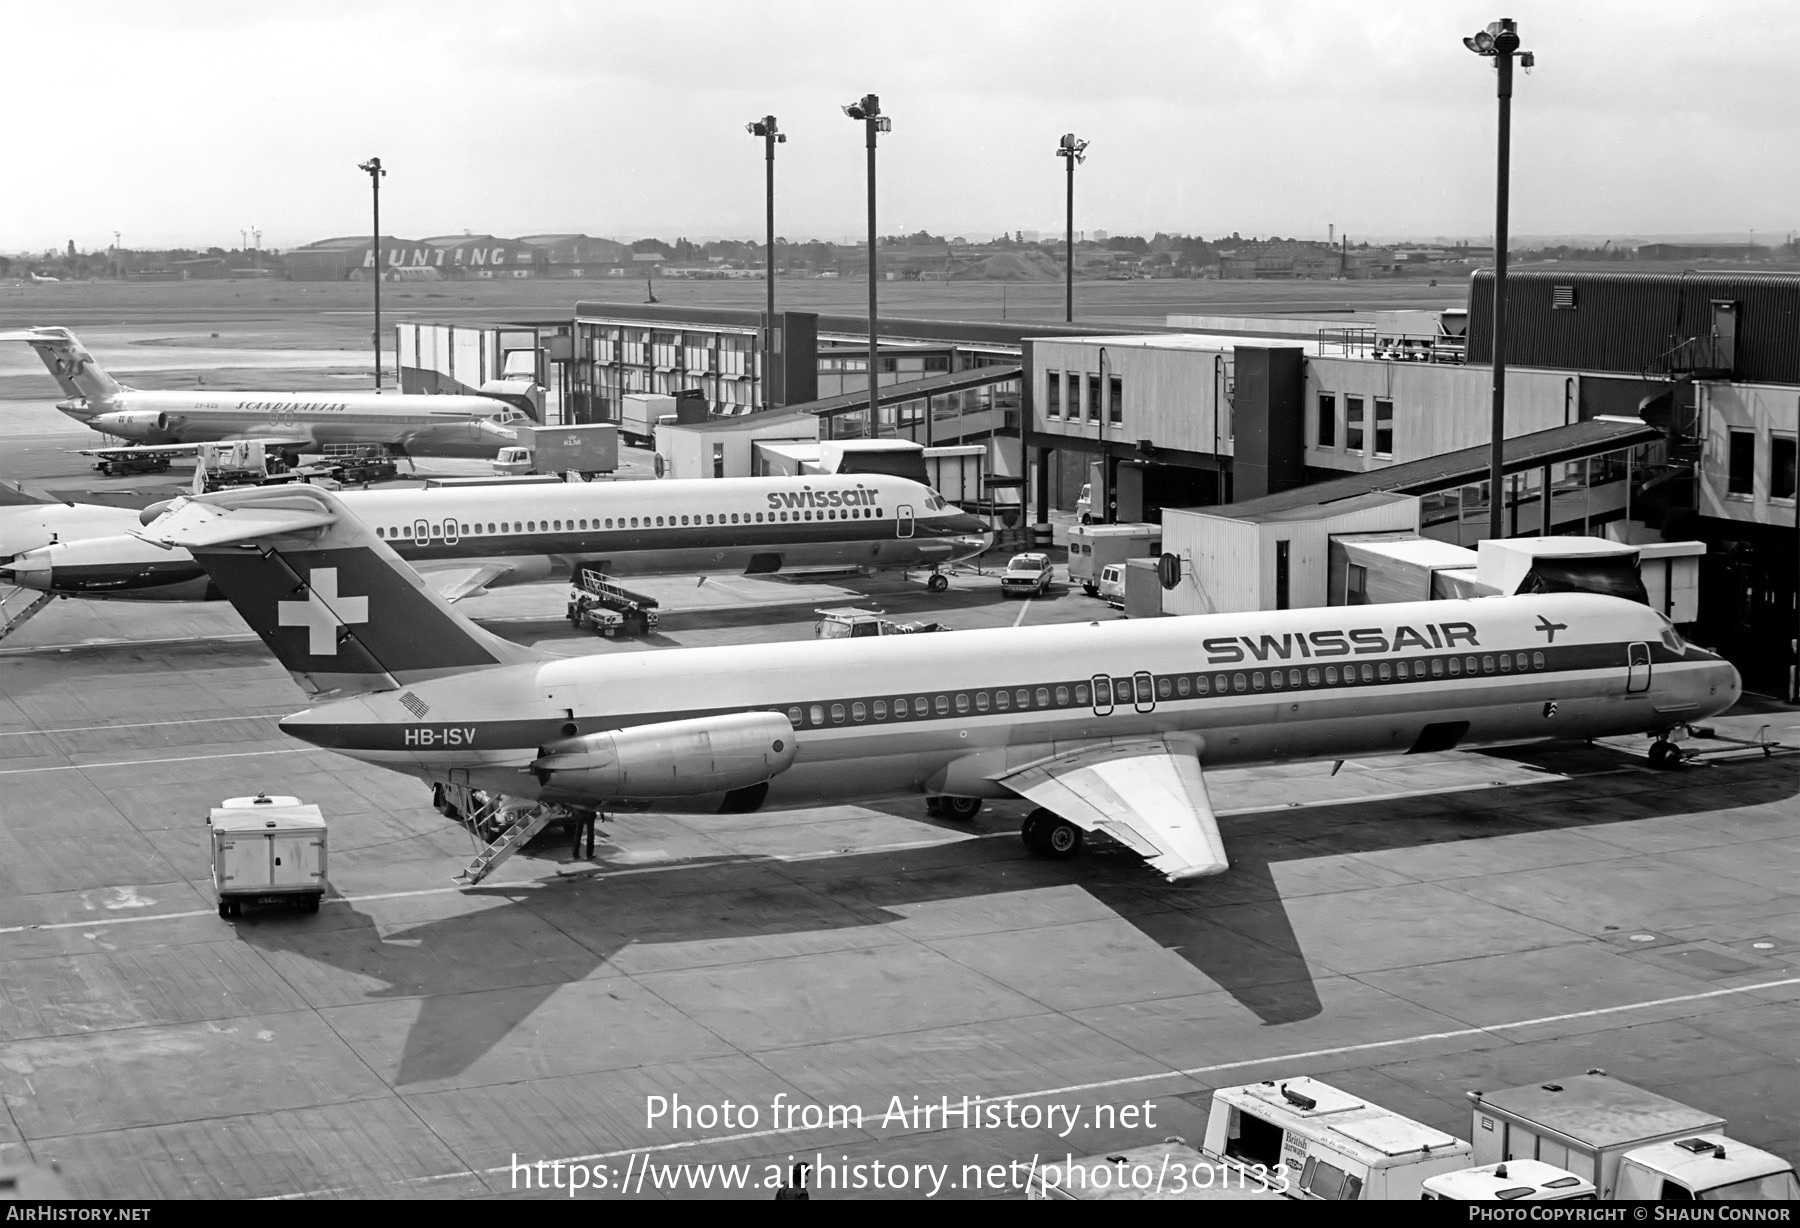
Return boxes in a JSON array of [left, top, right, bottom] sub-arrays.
[[137, 491, 336, 548], [1003, 737, 1229, 881]]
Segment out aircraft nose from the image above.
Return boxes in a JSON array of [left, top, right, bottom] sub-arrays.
[[478, 419, 519, 443]]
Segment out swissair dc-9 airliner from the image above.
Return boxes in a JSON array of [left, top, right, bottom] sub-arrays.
[[1, 472, 992, 604], [2, 326, 523, 459], [143, 484, 1742, 884]]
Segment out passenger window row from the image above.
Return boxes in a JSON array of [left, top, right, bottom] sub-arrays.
[[778, 651, 1553, 729], [372, 507, 886, 539]]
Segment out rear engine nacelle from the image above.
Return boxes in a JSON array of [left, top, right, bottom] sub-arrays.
[[91, 410, 171, 440], [530, 711, 798, 798]]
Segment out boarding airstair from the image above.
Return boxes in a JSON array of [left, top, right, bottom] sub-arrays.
[[0, 587, 55, 642], [452, 795, 563, 886]]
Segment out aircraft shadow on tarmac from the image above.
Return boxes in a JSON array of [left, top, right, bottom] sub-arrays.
[[231, 754, 1797, 1088]]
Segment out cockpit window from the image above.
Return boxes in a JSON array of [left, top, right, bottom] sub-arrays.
[[1655, 612, 1687, 654]]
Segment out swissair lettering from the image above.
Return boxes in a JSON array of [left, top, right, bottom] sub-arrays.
[[1200, 622, 1479, 665], [766, 484, 881, 511]]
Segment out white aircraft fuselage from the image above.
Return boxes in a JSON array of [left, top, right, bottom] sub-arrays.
[[3, 474, 991, 599], [5, 325, 520, 459], [288, 592, 1736, 809]]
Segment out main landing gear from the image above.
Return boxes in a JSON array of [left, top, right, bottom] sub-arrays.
[[1022, 808, 1082, 859], [926, 795, 983, 821], [1647, 739, 1685, 770], [926, 572, 949, 593]]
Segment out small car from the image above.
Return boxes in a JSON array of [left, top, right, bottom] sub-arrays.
[[1000, 552, 1054, 598]]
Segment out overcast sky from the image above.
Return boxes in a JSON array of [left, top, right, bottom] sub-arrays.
[[4, 0, 1794, 253]]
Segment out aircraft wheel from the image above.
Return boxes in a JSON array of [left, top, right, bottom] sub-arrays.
[[927, 573, 949, 593], [939, 796, 982, 821], [1023, 809, 1081, 858], [1649, 740, 1682, 769]]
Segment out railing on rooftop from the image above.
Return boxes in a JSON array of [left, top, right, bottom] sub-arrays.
[[1320, 326, 1467, 365]]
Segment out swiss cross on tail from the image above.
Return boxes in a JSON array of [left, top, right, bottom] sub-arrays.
[[278, 568, 369, 655]]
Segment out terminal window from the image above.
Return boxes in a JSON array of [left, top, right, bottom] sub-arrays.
[[1046, 373, 1062, 420], [1773, 434, 1797, 501], [1086, 374, 1102, 422], [1317, 393, 1336, 448], [1374, 398, 1394, 457], [1346, 396, 1366, 452], [1728, 430, 1756, 496], [1107, 376, 1123, 425]]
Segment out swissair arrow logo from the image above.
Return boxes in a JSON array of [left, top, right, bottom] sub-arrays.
[[278, 567, 369, 655]]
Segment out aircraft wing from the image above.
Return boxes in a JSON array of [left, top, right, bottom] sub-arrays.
[[75, 444, 200, 458], [417, 561, 517, 602], [1001, 736, 1229, 882], [137, 492, 336, 548]]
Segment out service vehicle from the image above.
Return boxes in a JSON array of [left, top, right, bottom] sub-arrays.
[[1466, 1071, 1799, 1201], [1200, 1077, 1471, 1200], [1097, 563, 1126, 607], [1000, 552, 1054, 597], [1420, 1159, 1596, 1201], [208, 794, 327, 918], [1027, 1138, 1286, 1201], [492, 423, 618, 478], [813, 607, 948, 639], [1067, 522, 1161, 597], [1075, 482, 1093, 524], [620, 392, 679, 446], [92, 449, 172, 477], [567, 567, 659, 638]]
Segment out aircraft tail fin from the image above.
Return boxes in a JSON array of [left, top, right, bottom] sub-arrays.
[[140, 485, 546, 698], [0, 327, 124, 405]]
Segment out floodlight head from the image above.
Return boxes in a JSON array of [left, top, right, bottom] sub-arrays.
[[842, 102, 866, 121], [357, 157, 385, 177], [1464, 30, 1495, 54], [747, 121, 762, 135]]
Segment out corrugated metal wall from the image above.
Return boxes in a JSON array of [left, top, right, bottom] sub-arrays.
[[1466, 270, 1800, 384]]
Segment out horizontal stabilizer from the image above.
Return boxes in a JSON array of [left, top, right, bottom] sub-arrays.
[[422, 562, 517, 602], [1003, 736, 1229, 882], [138, 490, 337, 548]]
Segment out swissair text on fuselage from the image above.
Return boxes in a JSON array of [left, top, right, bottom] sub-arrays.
[[765, 485, 884, 511], [1203, 622, 1480, 665]]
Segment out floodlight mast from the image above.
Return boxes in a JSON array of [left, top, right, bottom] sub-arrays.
[[842, 95, 890, 424], [1464, 19, 1531, 542], [1056, 134, 1088, 323], [357, 157, 387, 389], [747, 117, 785, 414]]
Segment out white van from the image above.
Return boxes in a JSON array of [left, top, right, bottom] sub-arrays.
[[1097, 564, 1126, 607]]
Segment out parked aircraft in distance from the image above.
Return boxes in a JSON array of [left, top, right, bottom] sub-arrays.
[[143, 484, 1742, 883], [1, 326, 524, 460], [0, 473, 991, 606], [27, 272, 61, 284]]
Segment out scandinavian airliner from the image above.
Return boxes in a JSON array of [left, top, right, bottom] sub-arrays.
[[142, 484, 1743, 884], [2, 326, 523, 460]]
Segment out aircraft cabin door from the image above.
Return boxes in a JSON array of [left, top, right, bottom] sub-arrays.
[[896, 504, 914, 538], [443, 519, 459, 546], [1090, 674, 1114, 716], [414, 518, 431, 545], [1626, 641, 1651, 693], [1132, 671, 1156, 714]]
